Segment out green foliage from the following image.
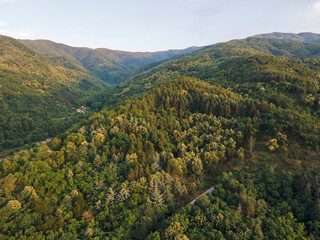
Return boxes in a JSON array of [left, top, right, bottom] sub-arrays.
[[2, 34, 320, 239], [157, 169, 313, 239], [0, 35, 108, 152], [0, 77, 253, 239], [22, 39, 201, 85], [255, 32, 320, 44], [113, 37, 320, 148], [1, 75, 320, 239]]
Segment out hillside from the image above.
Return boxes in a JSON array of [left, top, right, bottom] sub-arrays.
[[1, 35, 320, 239], [112, 37, 320, 146], [0, 34, 200, 152], [255, 32, 320, 44], [22, 39, 201, 84], [1, 76, 320, 239], [120, 37, 320, 91], [0, 35, 108, 151], [108, 38, 320, 102]]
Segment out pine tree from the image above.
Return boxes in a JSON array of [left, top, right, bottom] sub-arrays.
[[106, 187, 115, 204], [151, 183, 164, 206], [163, 185, 174, 201], [244, 118, 253, 147], [118, 188, 130, 201], [249, 135, 255, 155]]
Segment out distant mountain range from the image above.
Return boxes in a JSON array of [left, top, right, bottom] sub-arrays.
[[254, 32, 320, 44], [21, 39, 202, 84]]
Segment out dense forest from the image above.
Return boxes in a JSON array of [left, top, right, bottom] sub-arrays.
[[1, 33, 320, 239], [0, 35, 201, 153], [0, 35, 109, 152], [1, 76, 320, 239], [106, 37, 320, 148]]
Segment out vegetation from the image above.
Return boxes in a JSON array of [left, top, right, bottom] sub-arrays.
[[0, 35, 199, 152], [2, 33, 320, 239], [113, 37, 320, 148], [255, 32, 320, 44], [22, 39, 201, 84], [1, 75, 320, 239], [0, 35, 107, 152], [157, 168, 320, 239]]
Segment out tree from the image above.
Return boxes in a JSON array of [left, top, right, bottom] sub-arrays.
[[191, 156, 203, 177], [82, 211, 94, 222], [107, 187, 115, 204], [312, 198, 320, 220], [2, 174, 16, 196], [147, 232, 161, 240], [244, 118, 253, 148], [73, 194, 86, 219], [265, 213, 306, 239], [248, 135, 255, 155], [163, 185, 174, 201], [167, 158, 183, 176], [164, 222, 185, 240], [118, 188, 130, 201], [151, 183, 164, 206], [133, 220, 148, 240], [85, 228, 94, 238], [6, 200, 21, 211], [93, 153, 106, 167]]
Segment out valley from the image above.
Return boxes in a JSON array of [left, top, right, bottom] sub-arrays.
[[1, 32, 320, 239], [0, 35, 199, 153]]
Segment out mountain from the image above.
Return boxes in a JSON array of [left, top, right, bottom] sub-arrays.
[[1, 34, 320, 239], [117, 37, 320, 145], [22, 39, 202, 84], [109, 37, 320, 102], [254, 32, 320, 44], [0, 35, 107, 151], [0, 34, 200, 152]]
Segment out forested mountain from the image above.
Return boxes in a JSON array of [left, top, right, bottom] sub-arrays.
[[2, 33, 320, 239], [109, 37, 320, 108], [121, 37, 320, 92], [0, 35, 199, 152], [22, 39, 201, 84], [0, 35, 108, 152], [255, 32, 320, 44], [114, 37, 320, 145]]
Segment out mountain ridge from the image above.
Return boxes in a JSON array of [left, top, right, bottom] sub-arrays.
[[253, 32, 320, 44], [114, 36, 320, 101], [21, 39, 202, 84]]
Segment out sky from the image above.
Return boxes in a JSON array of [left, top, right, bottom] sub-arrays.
[[0, 0, 320, 51]]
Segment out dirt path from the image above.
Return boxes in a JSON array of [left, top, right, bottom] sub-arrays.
[[190, 186, 215, 205]]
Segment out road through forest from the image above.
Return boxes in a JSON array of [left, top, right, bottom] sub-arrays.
[[190, 186, 215, 205]]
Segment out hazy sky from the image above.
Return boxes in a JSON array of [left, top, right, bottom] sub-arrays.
[[0, 0, 320, 51]]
